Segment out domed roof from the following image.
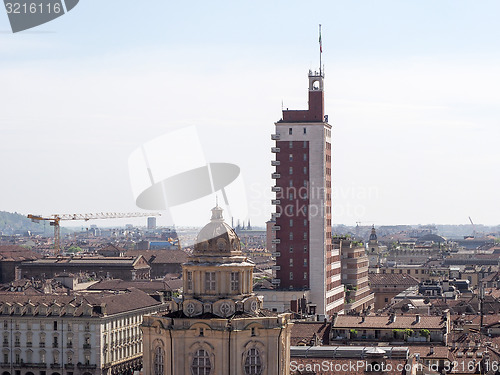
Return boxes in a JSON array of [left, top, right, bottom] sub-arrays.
[[193, 205, 241, 255], [369, 225, 377, 241]]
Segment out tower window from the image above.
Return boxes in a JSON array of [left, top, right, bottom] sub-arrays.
[[289, 219, 293, 227], [289, 128, 292, 135], [289, 141, 293, 149], [230, 272, 240, 292], [303, 141, 307, 148], [304, 259, 308, 266], [289, 233, 293, 240], [304, 272, 308, 280], [289, 272, 293, 280], [205, 272, 216, 291], [191, 349, 211, 375], [251, 327, 256, 337], [289, 167, 293, 175], [304, 153, 307, 161], [289, 259, 293, 267], [289, 179, 293, 187], [303, 167, 307, 174], [303, 128, 307, 134], [154, 346, 164, 375], [244, 348, 262, 375], [289, 154, 293, 161], [289, 246, 293, 253], [304, 246, 308, 253]]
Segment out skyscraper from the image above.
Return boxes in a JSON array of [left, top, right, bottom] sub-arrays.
[[271, 68, 344, 316]]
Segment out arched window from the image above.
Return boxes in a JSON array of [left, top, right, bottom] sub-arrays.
[[153, 346, 164, 375], [191, 349, 211, 375], [244, 348, 262, 375]]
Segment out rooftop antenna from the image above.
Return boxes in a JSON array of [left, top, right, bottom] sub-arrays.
[[319, 24, 322, 75]]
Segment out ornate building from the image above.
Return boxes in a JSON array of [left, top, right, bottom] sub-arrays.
[[142, 205, 292, 375]]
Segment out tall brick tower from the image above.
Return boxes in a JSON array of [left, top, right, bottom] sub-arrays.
[[271, 68, 344, 317]]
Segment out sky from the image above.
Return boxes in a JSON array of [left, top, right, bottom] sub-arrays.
[[0, 0, 499, 228]]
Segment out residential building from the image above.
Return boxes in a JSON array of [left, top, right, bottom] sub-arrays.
[[18, 256, 151, 281], [271, 68, 343, 317], [0, 288, 169, 375], [368, 273, 420, 310], [338, 238, 374, 314]]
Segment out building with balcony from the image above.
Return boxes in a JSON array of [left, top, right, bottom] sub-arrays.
[[271, 67, 343, 318], [338, 238, 374, 314]]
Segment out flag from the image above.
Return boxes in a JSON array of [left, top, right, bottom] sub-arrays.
[[319, 27, 322, 53]]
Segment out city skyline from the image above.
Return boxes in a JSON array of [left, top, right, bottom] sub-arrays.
[[1, 1, 499, 227]]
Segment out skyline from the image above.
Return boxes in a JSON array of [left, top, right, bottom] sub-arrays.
[[1, 1, 499, 227]]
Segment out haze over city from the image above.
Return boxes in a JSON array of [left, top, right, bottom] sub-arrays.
[[1, 1, 499, 227]]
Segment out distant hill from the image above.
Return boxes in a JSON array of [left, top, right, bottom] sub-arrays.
[[0, 211, 52, 236]]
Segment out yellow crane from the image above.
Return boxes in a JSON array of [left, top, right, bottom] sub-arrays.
[[27, 212, 161, 253]]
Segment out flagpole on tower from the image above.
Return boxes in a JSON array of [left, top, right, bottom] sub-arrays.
[[319, 24, 322, 75]]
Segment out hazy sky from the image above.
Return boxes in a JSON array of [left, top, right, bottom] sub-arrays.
[[1, 1, 499, 227]]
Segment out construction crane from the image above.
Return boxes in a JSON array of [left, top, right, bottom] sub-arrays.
[[468, 216, 477, 238], [28, 212, 161, 253]]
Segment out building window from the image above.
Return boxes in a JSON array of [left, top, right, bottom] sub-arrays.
[[303, 166, 307, 174], [53, 321, 57, 331], [289, 141, 293, 149], [14, 333, 20, 347], [191, 349, 211, 375], [3, 321, 7, 330], [154, 346, 164, 375], [304, 259, 308, 266], [40, 350, 45, 363], [289, 233, 293, 240], [303, 232, 307, 240], [289, 128, 292, 135], [304, 272, 308, 280], [230, 272, 240, 292], [303, 141, 307, 148], [244, 348, 262, 375], [3, 352, 8, 363], [304, 246, 307, 253], [53, 336, 58, 348], [15, 352, 20, 364], [289, 259, 293, 267], [251, 327, 256, 337], [205, 272, 216, 291], [303, 153, 307, 161], [303, 219, 307, 226], [289, 246, 293, 253], [289, 272, 293, 280], [187, 271, 193, 291], [289, 154, 293, 161], [289, 219, 293, 227], [289, 167, 293, 175], [303, 127, 306, 134]]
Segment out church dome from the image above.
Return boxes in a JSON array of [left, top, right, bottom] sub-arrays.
[[369, 225, 377, 241], [193, 205, 241, 255]]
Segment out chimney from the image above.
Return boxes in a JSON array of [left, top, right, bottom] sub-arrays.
[[415, 314, 420, 323], [389, 313, 396, 323]]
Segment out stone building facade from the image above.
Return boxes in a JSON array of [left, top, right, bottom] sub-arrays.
[[142, 205, 292, 375], [0, 288, 169, 375]]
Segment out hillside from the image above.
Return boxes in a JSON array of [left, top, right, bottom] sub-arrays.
[[0, 211, 52, 236]]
